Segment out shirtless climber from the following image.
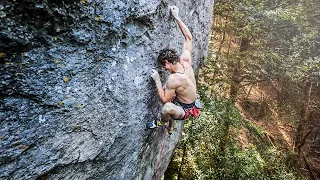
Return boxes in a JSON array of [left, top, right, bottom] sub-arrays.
[[146, 6, 201, 134]]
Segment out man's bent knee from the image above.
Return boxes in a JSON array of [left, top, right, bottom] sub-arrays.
[[162, 102, 176, 114], [162, 102, 185, 119]]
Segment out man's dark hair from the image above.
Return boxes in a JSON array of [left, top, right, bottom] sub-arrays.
[[157, 48, 179, 65]]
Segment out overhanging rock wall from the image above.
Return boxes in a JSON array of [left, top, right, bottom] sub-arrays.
[[0, 0, 214, 179]]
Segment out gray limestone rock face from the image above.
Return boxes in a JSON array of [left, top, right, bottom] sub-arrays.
[[0, 0, 214, 179]]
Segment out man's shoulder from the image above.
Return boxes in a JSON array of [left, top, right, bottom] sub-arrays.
[[166, 74, 181, 89], [167, 74, 180, 81]]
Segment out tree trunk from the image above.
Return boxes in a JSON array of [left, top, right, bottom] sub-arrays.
[[294, 82, 316, 179], [229, 38, 249, 102], [219, 121, 230, 154], [215, 16, 228, 62], [230, 69, 241, 102], [218, 16, 228, 53], [245, 83, 254, 100], [295, 82, 312, 153]]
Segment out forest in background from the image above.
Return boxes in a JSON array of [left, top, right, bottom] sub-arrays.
[[165, 0, 320, 179]]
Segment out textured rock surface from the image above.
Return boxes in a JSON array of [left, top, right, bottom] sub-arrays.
[[0, 0, 214, 179]]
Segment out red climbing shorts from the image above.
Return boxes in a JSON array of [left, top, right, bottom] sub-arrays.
[[174, 99, 201, 120]]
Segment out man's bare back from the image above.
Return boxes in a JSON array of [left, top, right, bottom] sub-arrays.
[[167, 60, 197, 104]]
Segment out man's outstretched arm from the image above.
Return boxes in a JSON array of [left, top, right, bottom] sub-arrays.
[[170, 6, 192, 63]]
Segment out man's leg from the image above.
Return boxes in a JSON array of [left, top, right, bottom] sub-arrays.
[[161, 102, 185, 130]]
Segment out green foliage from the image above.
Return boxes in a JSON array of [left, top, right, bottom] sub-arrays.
[[203, 0, 320, 102], [167, 95, 303, 180], [166, 0, 319, 179]]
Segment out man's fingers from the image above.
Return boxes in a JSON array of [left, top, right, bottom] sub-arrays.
[[151, 70, 157, 78], [151, 69, 158, 74], [150, 69, 160, 81]]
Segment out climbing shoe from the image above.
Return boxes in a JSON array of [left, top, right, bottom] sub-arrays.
[[157, 120, 163, 126], [146, 120, 164, 129], [167, 127, 173, 135]]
